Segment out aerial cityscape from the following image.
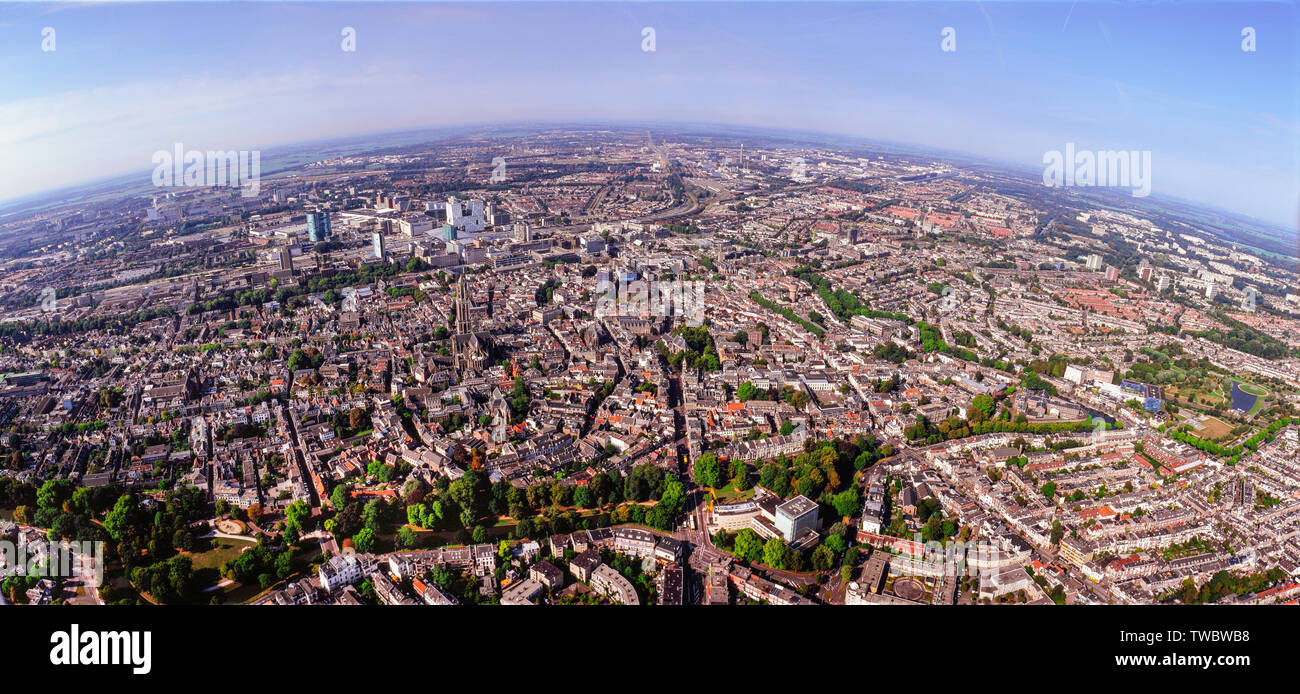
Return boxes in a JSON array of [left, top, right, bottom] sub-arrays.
[[2, 122, 1298, 607], [0, 2, 1297, 612]]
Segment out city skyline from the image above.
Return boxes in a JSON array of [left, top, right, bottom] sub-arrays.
[[2, 1, 1297, 230], [3, 123, 1300, 610]]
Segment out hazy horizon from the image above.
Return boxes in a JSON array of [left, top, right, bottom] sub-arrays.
[[2, 1, 1297, 229]]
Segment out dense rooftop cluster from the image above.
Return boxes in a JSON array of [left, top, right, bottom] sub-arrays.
[[1, 126, 1298, 606]]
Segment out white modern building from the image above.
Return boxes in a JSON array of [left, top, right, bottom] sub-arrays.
[[775, 495, 820, 544], [446, 196, 486, 233]]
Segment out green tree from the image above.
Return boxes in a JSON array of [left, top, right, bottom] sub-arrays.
[[397, 526, 418, 549], [352, 527, 376, 553], [285, 499, 312, 534], [730, 461, 750, 491], [832, 488, 860, 519], [36, 479, 72, 511], [274, 550, 293, 579], [574, 485, 594, 509], [103, 494, 136, 542], [824, 533, 847, 555], [734, 528, 764, 563], [811, 544, 835, 571], [330, 484, 350, 511], [763, 537, 788, 569], [694, 453, 724, 489]]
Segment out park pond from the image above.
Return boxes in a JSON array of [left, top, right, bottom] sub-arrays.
[[1230, 382, 1261, 413]]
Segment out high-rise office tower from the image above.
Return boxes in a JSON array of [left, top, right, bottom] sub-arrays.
[[307, 211, 331, 243]]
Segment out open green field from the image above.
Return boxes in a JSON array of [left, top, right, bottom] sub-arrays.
[[220, 580, 265, 604], [712, 480, 756, 504], [188, 536, 257, 573], [188, 536, 257, 594], [187, 538, 257, 597], [1239, 383, 1269, 396], [208, 539, 325, 604]]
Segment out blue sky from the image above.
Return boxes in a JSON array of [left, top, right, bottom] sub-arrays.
[[1, 1, 1297, 229]]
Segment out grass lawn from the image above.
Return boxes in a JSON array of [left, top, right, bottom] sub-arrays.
[[214, 540, 324, 604], [187, 536, 257, 573], [187, 536, 257, 594], [220, 580, 265, 604], [711, 481, 755, 504], [1239, 382, 1269, 396]]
